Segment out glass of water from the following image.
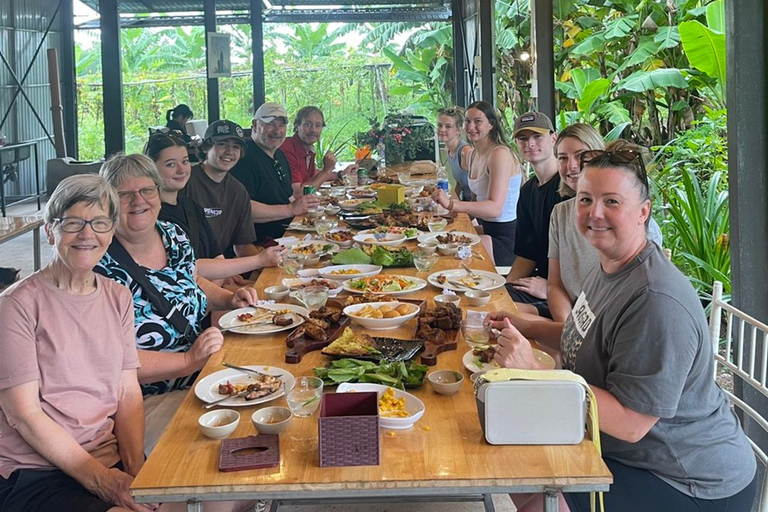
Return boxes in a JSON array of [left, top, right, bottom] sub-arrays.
[[300, 285, 329, 310], [286, 376, 324, 417], [279, 253, 306, 276], [315, 217, 337, 237], [427, 217, 448, 232], [413, 250, 439, 273]]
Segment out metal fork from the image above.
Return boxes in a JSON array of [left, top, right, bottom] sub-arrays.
[[222, 362, 273, 379], [461, 262, 481, 281]]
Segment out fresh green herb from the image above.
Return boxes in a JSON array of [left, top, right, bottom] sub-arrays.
[[314, 358, 429, 389]]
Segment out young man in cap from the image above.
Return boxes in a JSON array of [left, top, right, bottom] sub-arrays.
[[231, 102, 320, 244], [182, 119, 261, 258], [280, 106, 357, 197], [505, 111, 565, 318]]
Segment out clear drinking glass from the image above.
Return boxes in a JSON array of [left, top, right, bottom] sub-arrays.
[[461, 319, 493, 349], [300, 285, 329, 310], [413, 251, 439, 272], [279, 253, 306, 276], [315, 217, 337, 237], [427, 217, 448, 232], [286, 376, 324, 417], [397, 172, 410, 185]]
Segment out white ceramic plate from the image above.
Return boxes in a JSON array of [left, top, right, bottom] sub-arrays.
[[427, 269, 506, 292], [417, 231, 482, 246], [336, 383, 425, 429], [287, 241, 340, 257], [358, 227, 419, 241], [349, 187, 377, 198], [286, 222, 317, 233], [462, 349, 556, 372], [343, 301, 421, 330], [318, 264, 383, 280], [323, 229, 355, 249], [342, 275, 427, 296], [281, 277, 343, 297], [218, 304, 309, 334], [195, 366, 295, 407], [352, 233, 407, 247]]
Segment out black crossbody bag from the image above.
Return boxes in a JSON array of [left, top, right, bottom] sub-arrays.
[[108, 238, 196, 342]]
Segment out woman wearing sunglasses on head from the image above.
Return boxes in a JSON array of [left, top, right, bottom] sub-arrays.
[[146, 131, 280, 282], [487, 140, 757, 512], [431, 101, 522, 265], [0, 175, 152, 512], [95, 154, 258, 455]]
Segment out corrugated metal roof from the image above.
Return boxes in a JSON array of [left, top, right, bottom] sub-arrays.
[[79, 0, 449, 15]]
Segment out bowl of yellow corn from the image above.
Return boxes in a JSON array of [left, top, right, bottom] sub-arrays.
[[335, 382, 425, 429]]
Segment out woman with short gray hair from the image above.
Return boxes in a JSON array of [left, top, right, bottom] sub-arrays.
[[0, 174, 150, 512]]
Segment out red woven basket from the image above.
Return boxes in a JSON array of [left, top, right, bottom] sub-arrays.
[[318, 392, 380, 467]]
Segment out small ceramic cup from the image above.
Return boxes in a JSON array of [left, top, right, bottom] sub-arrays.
[[264, 285, 290, 301]]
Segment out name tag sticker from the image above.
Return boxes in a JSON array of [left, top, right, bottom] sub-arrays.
[[571, 292, 595, 338]]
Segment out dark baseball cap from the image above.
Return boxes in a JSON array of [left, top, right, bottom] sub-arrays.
[[204, 120, 245, 144], [513, 111, 555, 137]]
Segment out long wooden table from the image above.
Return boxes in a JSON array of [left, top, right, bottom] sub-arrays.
[[0, 216, 43, 270], [131, 213, 611, 512]]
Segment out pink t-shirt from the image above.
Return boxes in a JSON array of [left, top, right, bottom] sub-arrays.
[[0, 272, 140, 478]]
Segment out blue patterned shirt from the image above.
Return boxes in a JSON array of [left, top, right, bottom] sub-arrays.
[[96, 221, 208, 396]]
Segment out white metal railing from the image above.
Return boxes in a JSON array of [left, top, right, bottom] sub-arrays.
[[709, 281, 768, 511]]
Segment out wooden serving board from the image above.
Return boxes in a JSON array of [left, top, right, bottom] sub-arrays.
[[284, 300, 348, 364], [420, 329, 459, 366]]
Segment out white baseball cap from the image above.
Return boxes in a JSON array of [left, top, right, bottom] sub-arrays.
[[253, 102, 288, 122]]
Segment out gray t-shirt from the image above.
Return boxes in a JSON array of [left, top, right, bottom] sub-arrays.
[[561, 242, 755, 499], [549, 197, 663, 302]]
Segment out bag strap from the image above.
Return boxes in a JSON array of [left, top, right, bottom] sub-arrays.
[[178, 197, 201, 256], [480, 369, 605, 512], [108, 237, 195, 341]]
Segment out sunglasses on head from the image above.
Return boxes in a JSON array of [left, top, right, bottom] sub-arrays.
[[149, 130, 186, 144]]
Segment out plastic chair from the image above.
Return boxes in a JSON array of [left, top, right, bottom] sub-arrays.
[[709, 281, 768, 511]]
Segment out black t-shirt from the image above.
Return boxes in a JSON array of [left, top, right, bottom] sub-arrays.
[[158, 197, 222, 259], [231, 139, 294, 242], [514, 173, 565, 278]]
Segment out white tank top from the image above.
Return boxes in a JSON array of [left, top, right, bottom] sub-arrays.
[[467, 147, 521, 223]]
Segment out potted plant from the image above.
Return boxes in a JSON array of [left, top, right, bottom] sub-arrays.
[[355, 113, 435, 165]]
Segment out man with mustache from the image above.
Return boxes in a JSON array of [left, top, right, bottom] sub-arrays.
[[280, 106, 356, 197], [231, 102, 320, 244]]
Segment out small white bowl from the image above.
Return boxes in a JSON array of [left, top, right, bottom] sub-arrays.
[[417, 242, 438, 254], [427, 370, 465, 396], [303, 253, 321, 266], [464, 289, 491, 306], [306, 209, 324, 220], [264, 285, 290, 301], [198, 409, 240, 439], [343, 301, 420, 330], [437, 243, 459, 256], [324, 205, 341, 216], [324, 229, 355, 249], [434, 294, 461, 306], [251, 406, 292, 435], [339, 199, 365, 211]]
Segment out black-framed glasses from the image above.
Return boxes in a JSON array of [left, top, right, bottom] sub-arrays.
[[580, 149, 647, 174], [117, 186, 159, 203], [272, 159, 287, 183], [149, 130, 186, 143], [54, 216, 115, 233]]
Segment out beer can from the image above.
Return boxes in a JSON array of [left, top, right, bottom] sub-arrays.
[[303, 185, 316, 195]]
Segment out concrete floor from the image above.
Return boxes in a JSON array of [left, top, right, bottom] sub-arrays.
[[0, 201, 518, 512]]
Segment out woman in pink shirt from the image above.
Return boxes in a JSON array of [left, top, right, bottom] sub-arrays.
[[0, 175, 150, 512]]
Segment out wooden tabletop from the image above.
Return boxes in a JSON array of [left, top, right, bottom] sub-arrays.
[[0, 216, 44, 244], [131, 213, 611, 503]]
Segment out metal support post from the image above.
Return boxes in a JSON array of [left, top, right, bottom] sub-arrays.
[[99, 0, 125, 156], [531, 0, 555, 121], [451, 0, 467, 107], [478, 0, 494, 103], [251, 0, 265, 111], [204, 0, 220, 122], [60, 0, 79, 158]]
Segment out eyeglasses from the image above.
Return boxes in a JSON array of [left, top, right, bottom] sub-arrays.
[[272, 159, 287, 183], [54, 216, 115, 233], [148, 130, 186, 145], [117, 186, 159, 203]]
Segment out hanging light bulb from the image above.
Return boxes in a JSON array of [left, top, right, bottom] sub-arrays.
[[520, 51, 530, 62]]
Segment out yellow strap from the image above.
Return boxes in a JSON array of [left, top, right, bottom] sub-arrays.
[[481, 369, 605, 512]]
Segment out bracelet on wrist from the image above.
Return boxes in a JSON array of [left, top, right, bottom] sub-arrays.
[[448, 199, 455, 211]]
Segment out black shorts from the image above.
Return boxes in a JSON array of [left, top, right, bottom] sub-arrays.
[[505, 284, 552, 318], [0, 461, 124, 512], [565, 457, 758, 512], [478, 218, 516, 266]]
